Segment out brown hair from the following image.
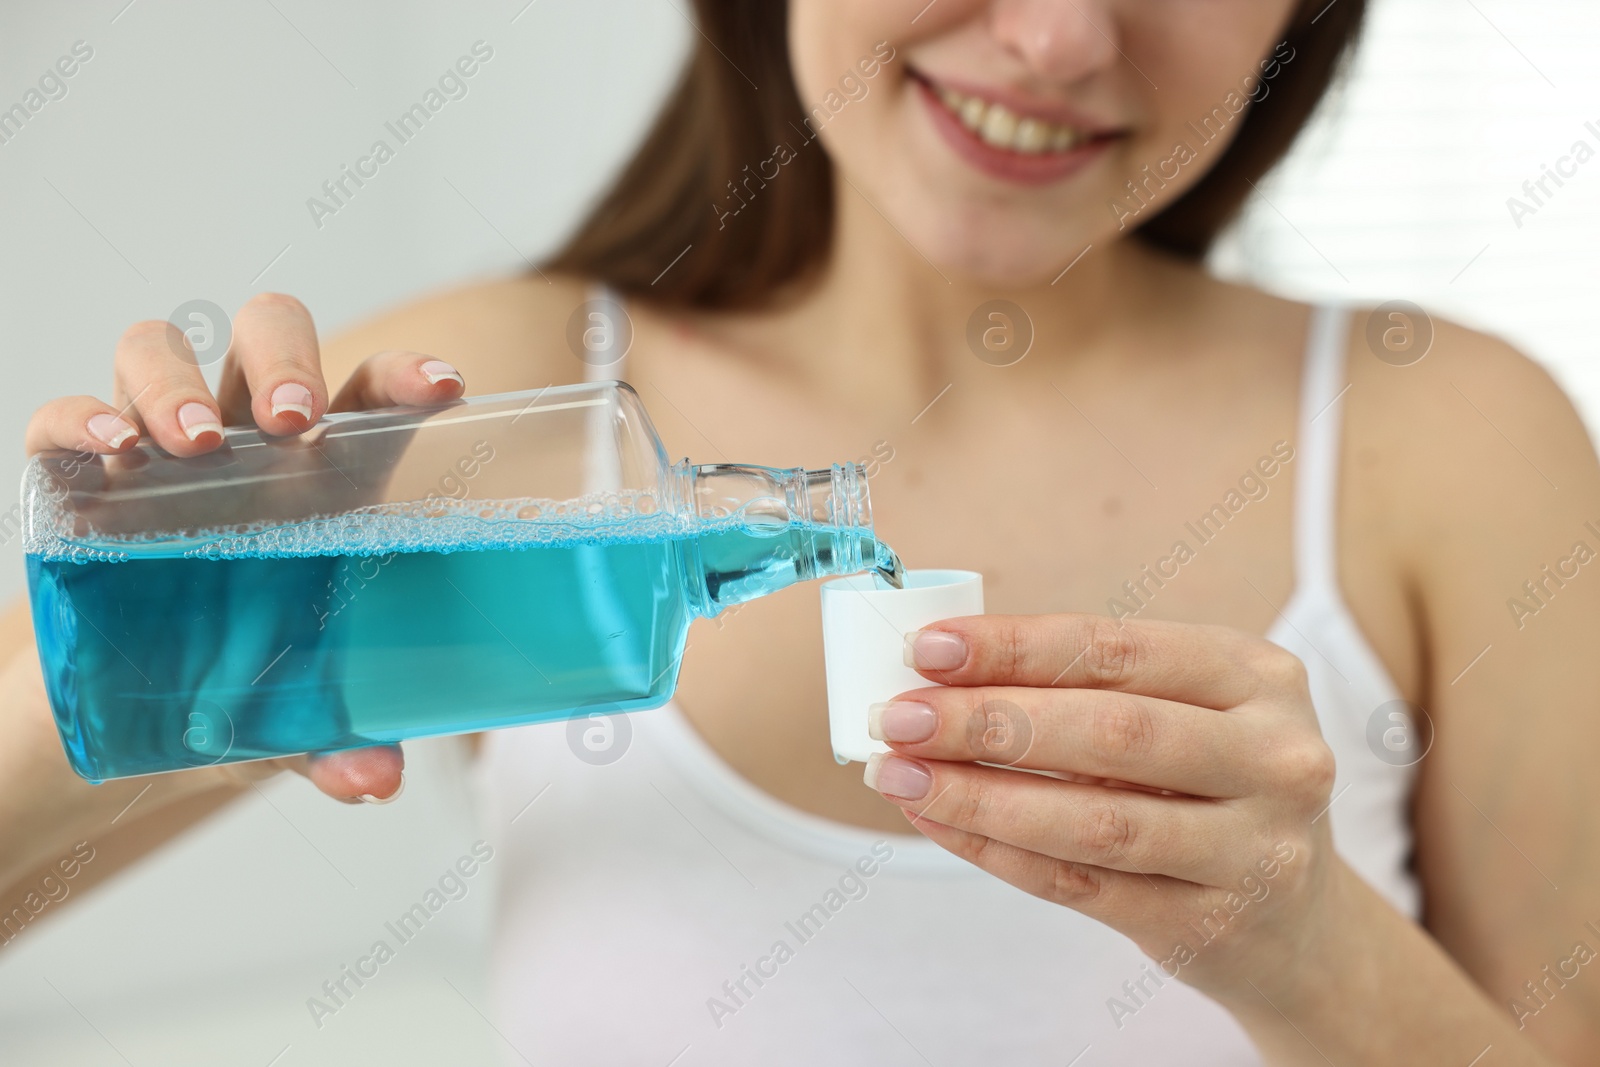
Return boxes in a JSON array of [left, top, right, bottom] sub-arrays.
[[546, 1, 1367, 310]]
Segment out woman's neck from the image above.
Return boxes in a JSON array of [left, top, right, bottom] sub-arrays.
[[682, 176, 1183, 413]]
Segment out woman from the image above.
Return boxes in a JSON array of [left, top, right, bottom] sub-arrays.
[[6, 1, 1599, 1062]]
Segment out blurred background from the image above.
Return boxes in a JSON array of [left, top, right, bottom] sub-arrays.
[[0, 0, 1596, 1063]]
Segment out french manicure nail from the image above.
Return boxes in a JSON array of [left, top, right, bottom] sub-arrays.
[[270, 382, 314, 423], [420, 359, 464, 387], [359, 772, 405, 805], [177, 401, 224, 443], [868, 701, 937, 743], [87, 413, 137, 449], [903, 630, 967, 671], [863, 753, 931, 801]]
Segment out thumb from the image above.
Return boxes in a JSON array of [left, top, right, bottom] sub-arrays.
[[225, 744, 406, 804]]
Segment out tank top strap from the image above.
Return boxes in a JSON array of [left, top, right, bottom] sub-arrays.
[[1291, 304, 1354, 597], [581, 282, 629, 382]]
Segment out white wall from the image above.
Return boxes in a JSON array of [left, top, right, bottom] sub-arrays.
[[3, 1, 1598, 1064], [1215, 0, 1600, 433]]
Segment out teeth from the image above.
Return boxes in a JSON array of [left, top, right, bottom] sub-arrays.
[[1014, 117, 1049, 154], [959, 95, 986, 131], [979, 106, 1017, 148], [932, 83, 1085, 154]]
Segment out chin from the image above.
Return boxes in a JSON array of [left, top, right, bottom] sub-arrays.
[[913, 197, 1102, 287]]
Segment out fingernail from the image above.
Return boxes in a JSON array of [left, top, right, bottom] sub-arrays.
[[420, 359, 464, 387], [270, 382, 314, 423], [903, 630, 967, 671], [863, 753, 931, 801], [868, 701, 937, 743], [177, 401, 224, 443], [87, 413, 137, 449], [359, 772, 405, 805]]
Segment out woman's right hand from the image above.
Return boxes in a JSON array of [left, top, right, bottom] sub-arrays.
[[17, 293, 468, 811]]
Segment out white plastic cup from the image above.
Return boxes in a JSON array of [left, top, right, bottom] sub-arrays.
[[819, 569, 984, 764]]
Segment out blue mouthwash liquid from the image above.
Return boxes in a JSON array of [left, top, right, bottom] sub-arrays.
[[28, 497, 900, 782]]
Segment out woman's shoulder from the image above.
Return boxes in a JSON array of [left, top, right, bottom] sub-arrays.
[[320, 271, 597, 393], [1189, 261, 1597, 596], [1183, 264, 1583, 476], [1341, 306, 1590, 498], [1340, 302, 1600, 615]]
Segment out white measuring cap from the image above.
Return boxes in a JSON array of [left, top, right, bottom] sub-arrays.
[[820, 569, 984, 764]]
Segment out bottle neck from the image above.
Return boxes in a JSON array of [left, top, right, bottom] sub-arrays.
[[672, 462, 899, 617]]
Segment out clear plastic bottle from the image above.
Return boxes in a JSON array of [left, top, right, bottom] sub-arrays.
[[22, 381, 902, 782]]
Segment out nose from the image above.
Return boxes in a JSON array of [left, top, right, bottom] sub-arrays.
[[989, 0, 1120, 82]]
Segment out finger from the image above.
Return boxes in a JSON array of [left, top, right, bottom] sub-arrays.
[[111, 319, 226, 457], [874, 685, 1257, 797], [215, 293, 328, 435], [25, 396, 141, 456], [906, 812, 1204, 929], [903, 613, 1300, 708], [285, 745, 406, 803], [864, 756, 1256, 885], [329, 352, 465, 412]]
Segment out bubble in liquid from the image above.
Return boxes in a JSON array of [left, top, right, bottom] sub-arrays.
[[27, 481, 886, 573], [30, 487, 690, 562]]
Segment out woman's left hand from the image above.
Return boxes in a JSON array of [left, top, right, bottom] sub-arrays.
[[863, 612, 1345, 1005]]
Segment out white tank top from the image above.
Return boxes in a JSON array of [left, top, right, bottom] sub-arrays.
[[476, 300, 1419, 1065]]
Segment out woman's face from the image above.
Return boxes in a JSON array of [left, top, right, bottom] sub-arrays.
[[788, 0, 1302, 284]]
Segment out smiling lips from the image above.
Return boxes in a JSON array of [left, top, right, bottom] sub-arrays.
[[932, 82, 1088, 154], [913, 71, 1121, 185]]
